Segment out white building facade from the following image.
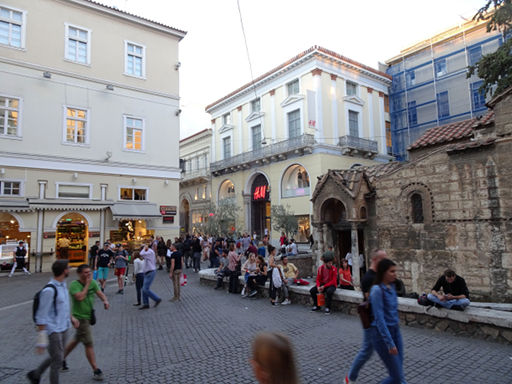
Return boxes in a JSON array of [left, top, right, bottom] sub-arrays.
[[0, 0, 185, 271]]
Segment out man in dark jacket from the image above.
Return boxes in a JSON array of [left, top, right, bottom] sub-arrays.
[[427, 269, 470, 310]]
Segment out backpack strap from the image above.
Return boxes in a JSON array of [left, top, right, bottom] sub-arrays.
[[43, 283, 58, 315]]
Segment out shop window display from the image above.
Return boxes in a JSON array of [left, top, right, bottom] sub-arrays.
[[56, 213, 88, 266], [0, 213, 31, 270], [120, 187, 147, 201], [296, 215, 311, 243], [219, 180, 235, 200], [110, 219, 154, 253], [281, 164, 310, 198]]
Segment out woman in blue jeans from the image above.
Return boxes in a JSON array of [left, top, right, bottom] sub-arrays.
[[369, 259, 407, 384]]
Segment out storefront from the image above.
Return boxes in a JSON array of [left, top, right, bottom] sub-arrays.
[[0, 212, 31, 270], [296, 215, 311, 243], [56, 212, 88, 266], [251, 174, 271, 239]]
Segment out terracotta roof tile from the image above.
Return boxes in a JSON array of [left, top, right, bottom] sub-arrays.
[[409, 110, 494, 150]]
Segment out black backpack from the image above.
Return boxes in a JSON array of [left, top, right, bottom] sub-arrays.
[[417, 293, 433, 306], [32, 284, 58, 323]]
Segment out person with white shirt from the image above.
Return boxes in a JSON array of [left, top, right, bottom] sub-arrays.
[[139, 244, 162, 310], [132, 252, 145, 306], [288, 239, 298, 256], [345, 252, 353, 274]]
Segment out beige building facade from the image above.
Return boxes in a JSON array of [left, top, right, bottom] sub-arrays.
[[0, 0, 185, 271], [206, 46, 392, 243]]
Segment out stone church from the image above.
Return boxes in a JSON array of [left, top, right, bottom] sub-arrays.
[[311, 87, 512, 302]]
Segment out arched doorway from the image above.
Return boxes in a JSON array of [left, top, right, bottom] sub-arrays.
[[0, 213, 31, 271], [180, 199, 190, 234], [56, 212, 88, 266], [251, 174, 270, 239]]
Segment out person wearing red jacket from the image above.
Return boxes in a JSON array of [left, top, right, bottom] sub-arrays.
[[310, 253, 337, 314]]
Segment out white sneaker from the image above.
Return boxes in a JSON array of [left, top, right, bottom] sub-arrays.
[[281, 299, 291, 305], [241, 288, 247, 297]]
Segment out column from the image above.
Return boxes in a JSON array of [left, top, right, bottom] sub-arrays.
[[237, 106, 243, 154], [312, 69, 323, 142], [243, 192, 252, 233], [314, 223, 324, 273], [367, 87, 375, 141], [331, 75, 339, 145], [36, 180, 47, 272], [211, 119, 216, 162], [100, 184, 107, 244], [351, 222, 360, 287], [378, 92, 387, 154], [270, 90, 276, 142]]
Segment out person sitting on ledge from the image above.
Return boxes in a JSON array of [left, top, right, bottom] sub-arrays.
[[310, 253, 337, 314], [427, 269, 470, 310]]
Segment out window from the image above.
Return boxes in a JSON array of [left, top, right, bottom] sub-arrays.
[[411, 193, 424, 223], [222, 113, 231, 126], [251, 98, 261, 113], [0, 5, 24, 48], [202, 185, 207, 199], [0, 96, 20, 136], [468, 45, 482, 66], [65, 24, 90, 64], [437, 91, 450, 119], [64, 107, 88, 144], [223, 136, 231, 159], [281, 164, 310, 198], [120, 187, 147, 201], [125, 41, 145, 77], [0, 180, 21, 196], [124, 116, 144, 151], [287, 79, 299, 96], [288, 109, 301, 138], [435, 59, 447, 77], [471, 81, 486, 111], [252, 125, 262, 150], [405, 70, 415, 87], [57, 184, 90, 199], [219, 180, 235, 200], [348, 110, 359, 137], [346, 81, 357, 96], [408, 101, 417, 126]]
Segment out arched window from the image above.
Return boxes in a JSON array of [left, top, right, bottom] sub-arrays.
[[219, 180, 235, 200], [411, 193, 424, 223], [360, 206, 367, 219], [281, 164, 310, 198]]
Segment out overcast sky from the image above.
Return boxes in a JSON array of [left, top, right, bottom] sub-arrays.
[[100, 0, 485, 139]]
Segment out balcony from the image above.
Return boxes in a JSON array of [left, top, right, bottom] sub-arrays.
[[181, 168, 210, 185], [211, 134, 315, 175], [338, 135, 378, 158]]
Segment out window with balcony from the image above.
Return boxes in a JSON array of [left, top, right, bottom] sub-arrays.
[[0, 180, 21, 196], [287, 79, 299, 96], [64, 107, 88, 145], [0, 96, 20, 137], [281, 164, 310, 198], [471, 81, 486, 111], [124, 116, 144, 151], [65, 24, 90, 65], [435, 59, 447, 78], [251, 98, 261, 113], [436, 91, 450, 119], [252, 125, 262, 150], [223, 136, 231, 159], [120, 187, 148, 201], [125, 41, 145, 78], [408, 101, 417, 126], [288, 109, 301, 138], [0, 5, 24, 48], [346, 81, 358, 96], [348, 110, 359, 137]]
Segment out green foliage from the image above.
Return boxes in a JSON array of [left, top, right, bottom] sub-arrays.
[[271, 205, 298, 238], [468, 0, 512, 96], [197, 199, 238, 237]]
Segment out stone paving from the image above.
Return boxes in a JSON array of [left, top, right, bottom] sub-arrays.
[[0, 267, 511, 384]]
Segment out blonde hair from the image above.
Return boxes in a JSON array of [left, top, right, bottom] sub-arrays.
[[252, 332, 299, 384]]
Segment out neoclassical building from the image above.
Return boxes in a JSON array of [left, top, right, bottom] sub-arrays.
[[206, 46, 392, 243], [0, 0, 185, 271]]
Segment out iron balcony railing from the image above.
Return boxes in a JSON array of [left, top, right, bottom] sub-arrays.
[[211, 134, 315, 173], [338, 135, 378, 154], [181, 168, 210, 181]]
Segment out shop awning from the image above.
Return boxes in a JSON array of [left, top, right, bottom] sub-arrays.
[[28, 198, 113, 211], [0, 199, 32, 212], [110, 202, 162, 220]]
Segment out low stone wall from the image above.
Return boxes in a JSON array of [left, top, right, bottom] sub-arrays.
[[199, 269, 512, 344], [276, 254, 314, 278]]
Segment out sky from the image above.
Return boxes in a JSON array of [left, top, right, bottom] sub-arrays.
[[99, 0, 486, 139]]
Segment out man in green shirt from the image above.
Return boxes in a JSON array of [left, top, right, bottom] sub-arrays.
[[64, 264, 109, 381]]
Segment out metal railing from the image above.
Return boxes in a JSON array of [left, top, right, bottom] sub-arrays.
[[181, 168, 210, 181], [338, 135, 378, 153], [211, 134, 315, 172]]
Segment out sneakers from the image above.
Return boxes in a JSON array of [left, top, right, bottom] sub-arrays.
[[133, 303, 141, 306], [311, 306, 320, 312], [324, 308, 331, 315], [139, 305, 150, 310], [345, 375, 355, 384], [93, 368, 103, 381], [241, 287, 247, 297], [154, 299, 162, 308], [25, 271, 31, 276], [26, 370, 40, 384], [271, 301, 279, 306], [248, 290, 258, 298], [61, 360, 69, 372], [116, 289, 124, 294], [281, 299, 291, 305]]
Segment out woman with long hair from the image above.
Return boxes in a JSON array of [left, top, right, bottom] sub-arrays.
[[247, 255, 268, 297], [369, 259, 406, 384], [339, 259, 354, 290]]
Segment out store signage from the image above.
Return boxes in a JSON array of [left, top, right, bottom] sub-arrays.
[[160, 205, 177, 216], [89, 231, 100, 238], [253, 185, 268, 201], [162, 216, 174, 224], [43, 232, 56, 239]]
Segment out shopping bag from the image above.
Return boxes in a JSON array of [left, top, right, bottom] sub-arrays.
[[317, 293, 325, 307], [93, 270, 98, 280], [180, 273, 187, 286]]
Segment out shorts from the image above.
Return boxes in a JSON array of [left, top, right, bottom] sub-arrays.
[[75, 318, 93, 346], [114, 267, 126, 276], [97, 267, 109, 280]]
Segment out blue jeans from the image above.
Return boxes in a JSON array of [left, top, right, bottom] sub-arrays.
[[427, 293, 470, 309], [370, 325, 406, 384], [142, 270, 160, 305], [348, 328, 373, 381]]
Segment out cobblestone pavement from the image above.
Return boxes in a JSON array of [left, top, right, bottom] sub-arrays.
[[0, 267, 511, 384]]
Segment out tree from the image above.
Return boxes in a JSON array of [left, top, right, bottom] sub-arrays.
[[197, 199, 238, 238], [467, 0, 512, 97], [271, 205, 298, 238]]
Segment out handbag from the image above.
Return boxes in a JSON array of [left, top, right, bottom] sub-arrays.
[[357, 301, 371, 329], [90, 309, 96, 326]]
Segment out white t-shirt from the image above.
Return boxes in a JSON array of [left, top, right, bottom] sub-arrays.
[[345, 252, 353, 266], [133, 258, 145, 275]]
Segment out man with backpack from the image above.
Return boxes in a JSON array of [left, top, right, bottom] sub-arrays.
[[28, 260, 79, 384]]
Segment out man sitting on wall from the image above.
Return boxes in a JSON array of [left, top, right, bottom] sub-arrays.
[[427, 269, 470, 310]]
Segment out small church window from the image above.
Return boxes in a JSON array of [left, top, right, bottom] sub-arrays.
[[411, 193, 424, 223]]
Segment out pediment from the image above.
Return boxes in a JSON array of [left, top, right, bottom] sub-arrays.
[[343, 95, 365, 106], [280, 94, 304, 108], [245, 111, 265, 123], [219, 124, 234, 134]]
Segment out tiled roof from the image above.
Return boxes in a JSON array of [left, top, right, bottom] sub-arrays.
[[408, 111, 495, 150], [205, 46, 391, 112]]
